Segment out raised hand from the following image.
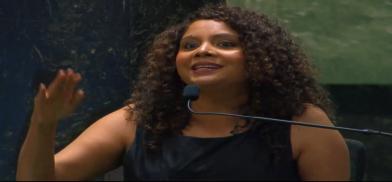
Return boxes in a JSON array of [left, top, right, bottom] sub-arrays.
[[31, 68, 85, 127]]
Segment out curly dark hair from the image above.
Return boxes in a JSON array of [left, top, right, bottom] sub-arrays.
[[125, 4, 334, 154]]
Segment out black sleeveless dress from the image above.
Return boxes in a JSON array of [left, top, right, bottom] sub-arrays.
[[122, 125, 300, 180]]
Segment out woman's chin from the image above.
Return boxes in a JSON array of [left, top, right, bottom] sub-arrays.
[[189, 77, 223, 87]]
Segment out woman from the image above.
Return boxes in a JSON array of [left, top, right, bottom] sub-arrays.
[[16, 4, 350, 180]]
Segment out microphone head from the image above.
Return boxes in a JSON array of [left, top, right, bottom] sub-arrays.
[[182, 85, 200, 101]]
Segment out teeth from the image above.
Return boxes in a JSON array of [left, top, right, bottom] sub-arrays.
[[196, 65, 218, 68], [193, 65, 221, 69]]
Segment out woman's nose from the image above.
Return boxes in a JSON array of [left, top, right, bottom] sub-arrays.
[[195, 42, 215, 57]]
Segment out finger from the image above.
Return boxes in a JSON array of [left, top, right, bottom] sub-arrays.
[[63, 68, 74, 92], [33, 83, 49, 111], [34, 83, 47, 103], [70, 89, 85, 111], [63, 68, 78, 101], [68, 72, 82, 99], [47, 69, 66, 98], [69, 73, 82, 98], [32, 83, 47, 120]]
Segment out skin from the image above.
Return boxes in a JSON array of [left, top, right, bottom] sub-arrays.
[[176, 20, 250, 135], [16, 20, 349, 181], [16, 69, 135, 180]]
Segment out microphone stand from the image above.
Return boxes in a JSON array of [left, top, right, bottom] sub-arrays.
[[187, 100, 392, 138]]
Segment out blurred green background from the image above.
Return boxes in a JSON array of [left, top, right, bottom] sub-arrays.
[[229, 0, 392, 84], [228, 0, 392, 180]]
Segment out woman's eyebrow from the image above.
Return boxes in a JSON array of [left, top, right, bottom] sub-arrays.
[[180, 35, 196, 40], [212, 33, 239, 39], [181, 33, 238, 40]]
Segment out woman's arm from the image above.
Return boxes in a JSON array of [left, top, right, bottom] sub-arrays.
[[16, 69, 136, 180], [291, 105, 350, 181], [16, 114, 58, 180], [17, 69, 83, 180], [53, 107, 135, 180]]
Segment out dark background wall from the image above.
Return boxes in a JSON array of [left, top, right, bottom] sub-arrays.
[[0, 0, 223, 180]]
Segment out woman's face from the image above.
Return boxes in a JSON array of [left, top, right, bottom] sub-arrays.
[[176, 20, 247, 88]]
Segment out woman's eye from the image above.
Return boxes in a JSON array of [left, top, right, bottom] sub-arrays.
[[181, 41, 199, 50], [217, 41, 237, 48]]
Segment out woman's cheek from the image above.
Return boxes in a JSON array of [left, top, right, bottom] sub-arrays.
[[175, 58, 190, 84]]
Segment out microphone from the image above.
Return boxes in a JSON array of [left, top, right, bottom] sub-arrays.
[[182, 84, 392, 137]]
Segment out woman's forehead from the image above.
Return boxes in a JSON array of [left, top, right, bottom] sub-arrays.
[[182, 19, 238, 38]]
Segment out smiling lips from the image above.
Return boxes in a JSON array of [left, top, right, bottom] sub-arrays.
[[191, 63, 223, 75]]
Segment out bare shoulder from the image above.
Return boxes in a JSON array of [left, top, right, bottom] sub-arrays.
[[89, 104, 137, 148], [54, 105, 137, 180], [292, 103, 332, 125], [290, 104, 350, 180], [95, 106, 135, 130], [291, 103, 341, 156]]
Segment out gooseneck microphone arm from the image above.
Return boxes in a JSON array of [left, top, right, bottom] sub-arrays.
[[183, 85, 392, 138], [187, 100, 392, 137]]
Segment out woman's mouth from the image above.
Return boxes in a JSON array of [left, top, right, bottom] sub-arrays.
[[191, 63, 223, 75]]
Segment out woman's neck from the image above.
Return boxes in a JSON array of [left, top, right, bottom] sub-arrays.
[[184, 86, 249, 136]]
